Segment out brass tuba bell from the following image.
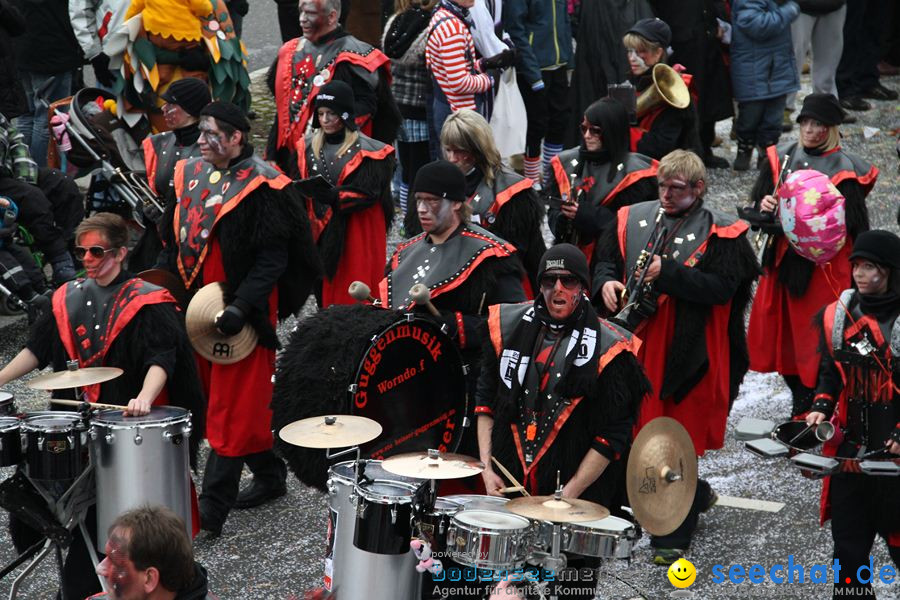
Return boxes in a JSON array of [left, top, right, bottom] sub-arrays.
[[635, 63, 691, 119]]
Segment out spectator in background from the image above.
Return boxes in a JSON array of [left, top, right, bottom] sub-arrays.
[[69, 0, 129, 90], [504, 0, 573, 187], [11, 0, 82, 168], [730, 0, 799, 171], [0, 0, 26, 121], [835, 0, 898, 112], [784, 0, 847, 129], [649, 0, 733, 169], [383, 0, 436, 223]]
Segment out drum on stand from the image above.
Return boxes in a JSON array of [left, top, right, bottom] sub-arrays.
[[0, 416, 22, 467], [325, 460, 422, 600], [90, 406, 192, 551], [0, 391, 16, 415], [21, 412, 88, 480]]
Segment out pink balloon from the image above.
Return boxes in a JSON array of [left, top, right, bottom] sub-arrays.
[[778, 169, 847, 265]]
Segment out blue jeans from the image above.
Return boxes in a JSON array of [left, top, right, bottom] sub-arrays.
[[16, 70, 73, 168], [735, 95, 786, 147]]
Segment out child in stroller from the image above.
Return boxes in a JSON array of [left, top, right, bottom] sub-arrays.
[[0, 196, 51, 320]]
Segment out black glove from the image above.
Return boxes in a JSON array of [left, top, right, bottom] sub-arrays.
[[322, 187, 340, 208], [178, 48, 210, 72], [91, 53, 114, 88], [480, 48, 517, 70], [889, 426, 900, 447], [215, 304, 246, 336]]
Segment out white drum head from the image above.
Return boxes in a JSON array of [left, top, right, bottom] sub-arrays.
[[454, 509, 529, 530], [576, 515, 633, 533]]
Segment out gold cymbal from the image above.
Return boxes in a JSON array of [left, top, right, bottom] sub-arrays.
[[381, 450, 484, 480], [627, 416, 698, 536], [505, 495, 610, 523], [26, 367, 123, 391], [279, 415, 382, 449], [185, 282, 258, 365]]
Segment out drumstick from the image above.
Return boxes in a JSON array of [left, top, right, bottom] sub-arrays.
[[497, 486, 526, 494], [348, 281, 377, 304], [50, 399, 124, 410], [409, 284, 441, 317], [491, 457, 530, 497]]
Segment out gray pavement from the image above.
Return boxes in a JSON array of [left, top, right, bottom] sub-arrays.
[[0, 62, 898, 600]]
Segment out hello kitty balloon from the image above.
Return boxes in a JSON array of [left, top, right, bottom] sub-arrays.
[[778, 169, 847, 265]]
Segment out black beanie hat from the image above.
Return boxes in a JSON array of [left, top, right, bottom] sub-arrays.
[[313, 80, 357, 131], [626, 18, 671, 49], [796, 93, 845, 126], [849, 230, 900, 270], [160, 77, 211, 117], [537, 244, 590, 289], [199, 101, 250, 132], [412, 160, 466, 203]]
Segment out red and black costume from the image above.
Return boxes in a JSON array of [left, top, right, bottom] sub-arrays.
[[747, 140, 874, 415], [157, 146, 320, 527], [12, 271, 205, 600], [628, 65, 703, 159], [297, 130, 395, 307], [813, 287, 900, 598], [592, 198, 758, 550], [266, 26, 399, 173]]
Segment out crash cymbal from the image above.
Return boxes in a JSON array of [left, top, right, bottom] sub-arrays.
[[185, 282, 258, 365], [627, 416, 698, 536], [505, 495, 609, 523], [279, 415, 383, 449], [382, 449, 484, 480], [27, 367, 123, 391]]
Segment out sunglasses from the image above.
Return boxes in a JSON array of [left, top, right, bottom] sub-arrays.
[[74, 245, 117, 260], [580, 123, 603, 137], [539, 274, 582, 290]]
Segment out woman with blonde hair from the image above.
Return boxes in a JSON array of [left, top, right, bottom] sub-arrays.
[[747, 92, 876, 417], [296, 80, 396, 307], [428, 108, 546, 287]]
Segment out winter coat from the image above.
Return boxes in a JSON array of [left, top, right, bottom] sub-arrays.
[[68, 0, 130, 60], [10, 0, 82, 75], [503, 0, 573, 87], [0, 0, 26, 118], [730, 0, 800, 101]]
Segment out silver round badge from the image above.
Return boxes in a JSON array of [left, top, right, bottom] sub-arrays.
[[200, 229, 209, 239]]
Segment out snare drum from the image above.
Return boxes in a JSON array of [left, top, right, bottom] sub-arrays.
[[561, 515, 640, 559], [91, 407, 192, 551], [447, 509, 532, 569], [22, 412, 86, 480], [416, 497, 463, 551], [0, 391, 16, 415], [0, 416, 22, 466], [444, 494, 510, 512]]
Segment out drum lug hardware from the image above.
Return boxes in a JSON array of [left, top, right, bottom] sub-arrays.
[[182, 425, 192, 437], [404, 313, 414, 323], [357, 500, 367, 517], [67, 434, 75, 448], [90, 429, 98, 441], [326, 480, 337, 495], [462, 363, 470, 375], [391, 506, 398, 524], [37, 436, 44, 451], [105, 432, 115, 445], [133, 432, 142, 445], [462, 416, 470, 428], [439, 323, 448, 334], [347, 384, 358, 394], [164, 431, 184, 445]]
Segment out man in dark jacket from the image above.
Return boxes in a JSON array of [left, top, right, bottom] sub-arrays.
[[835, 0, 899, 111], [0, 0, 26, 120]]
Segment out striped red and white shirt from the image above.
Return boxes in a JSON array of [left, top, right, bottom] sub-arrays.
[[425, 7, 492, 112]]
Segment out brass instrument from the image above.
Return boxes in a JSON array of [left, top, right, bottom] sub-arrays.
[[636, 64, 691, 119], [555, 171, 584, 246], [614, 207, 666, 330], [752, 154, 791, 264]]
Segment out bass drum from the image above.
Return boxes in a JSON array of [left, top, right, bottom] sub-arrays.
[[272, 305, 468, 490]]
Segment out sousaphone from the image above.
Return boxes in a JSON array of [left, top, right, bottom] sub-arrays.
[[636, 63, 691, 119]]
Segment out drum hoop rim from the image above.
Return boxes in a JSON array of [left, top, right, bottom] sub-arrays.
[[90, 414, 191, 429], [356, 479, 419, 502], [453, 509, 531, 528], [21, 415, 83, 432]]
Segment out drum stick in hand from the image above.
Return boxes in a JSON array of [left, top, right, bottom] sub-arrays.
[[409, 284, 441, 317], [51, 398, 123, 410], [491, 457, 531, 497]]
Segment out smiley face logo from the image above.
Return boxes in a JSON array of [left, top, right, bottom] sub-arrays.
[[667, 558, 697, 588]]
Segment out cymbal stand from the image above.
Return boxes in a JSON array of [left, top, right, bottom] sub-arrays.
[[526, 474, 567, 600]]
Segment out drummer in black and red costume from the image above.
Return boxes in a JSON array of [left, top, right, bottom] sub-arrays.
[[592, 150, 759, 565], [747, 93, 874, 417], [156, 101, 321, 535], [0, 212, 205, 600], [296, 80, 395, 307], [472, 244, 649, 599], [806, 230, 900, 599], [266, 0, 398, 174], [546, 98, 658, 261]]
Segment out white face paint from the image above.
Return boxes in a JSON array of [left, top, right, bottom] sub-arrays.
[[627, 48, 648, 75]]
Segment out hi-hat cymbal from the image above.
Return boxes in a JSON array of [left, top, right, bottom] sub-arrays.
[[185, 282, 258, 365], [279, 415, 382, 449], [382, 450, 484, 480], [505, 495, 609, 523], [26, 367, 123, 391], [627, 416, 698, 536]]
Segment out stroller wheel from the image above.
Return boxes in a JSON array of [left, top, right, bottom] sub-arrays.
[[0, 294, 25, 316]]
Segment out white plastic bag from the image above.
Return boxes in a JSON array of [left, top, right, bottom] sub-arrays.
[[490, 68, 527, 158]]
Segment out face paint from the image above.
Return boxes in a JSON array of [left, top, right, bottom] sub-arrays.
[[541, 270, 583, 321], [300, 0, 330, 40], [104, 532, 136, 598], [627, 48, 648, 75], [78, 231, 121, 285], [417, 195, 456, 237], [852, 260, 889, 295], [659, 177, 700, 215]]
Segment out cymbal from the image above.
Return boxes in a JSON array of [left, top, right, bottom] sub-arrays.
[[26, 367, 123, 391], [506, 495, 609, 523], [627, 416, 698, 536], [381, 450, 484, 480], [279, 415, 382, 449], [185, 282, 258, 365]]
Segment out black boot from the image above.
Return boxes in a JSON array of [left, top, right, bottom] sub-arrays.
[[733, 139, 754, 171]]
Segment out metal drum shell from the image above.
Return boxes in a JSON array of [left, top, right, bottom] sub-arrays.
[[0, 416, 22, 467], [90, 407, 192, 552], [21, 412, 86, 480], [0, 391, 16, 416], [325, 460, 421, 600], [416, 497, 463, 552], [559, 516, 640, 559], [447, 509, 533, 570], [354, 479, 417, 555]]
